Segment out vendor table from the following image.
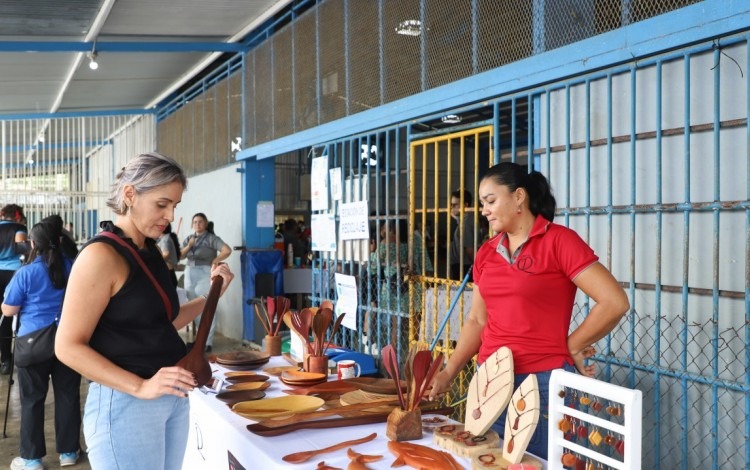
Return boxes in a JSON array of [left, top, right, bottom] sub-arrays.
[[182, 356, 470, 469]]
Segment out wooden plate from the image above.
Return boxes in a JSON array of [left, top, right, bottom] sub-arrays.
[[215, 390, 265, 406], [224, 373, 270, 384], [232, 395, 325, 419], [263, 366, 300, 377], [216, 350, 271, 365], [280, 370, 327, 383], [226, 381, 271, 392], [225, 371, 257, 378], [219, 359, 270, 371]]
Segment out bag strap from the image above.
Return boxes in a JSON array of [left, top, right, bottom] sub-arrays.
[[97, 231, 173, 321]]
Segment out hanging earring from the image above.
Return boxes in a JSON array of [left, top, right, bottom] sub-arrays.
[[516, 205, 522, 214]]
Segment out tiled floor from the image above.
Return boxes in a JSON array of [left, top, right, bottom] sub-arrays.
[[0, 330, 249, 470]]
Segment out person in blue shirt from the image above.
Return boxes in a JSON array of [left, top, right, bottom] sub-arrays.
[[3, 222, 81, 470], [0, 204, 28, 375]]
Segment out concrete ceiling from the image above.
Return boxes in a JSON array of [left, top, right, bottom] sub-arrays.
[[0, 0, 291, 116]]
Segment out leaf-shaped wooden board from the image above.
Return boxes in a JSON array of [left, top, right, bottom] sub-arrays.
[[282, 380, 359, 396], [341, 377, 407, 395], [464, 346, 514, 436]]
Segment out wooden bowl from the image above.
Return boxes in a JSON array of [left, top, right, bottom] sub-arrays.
[[215, 390, 265, 406], [224, 373, 270, 384], [226, 381, 271, 392]]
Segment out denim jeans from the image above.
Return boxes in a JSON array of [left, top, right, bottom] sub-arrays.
[[490, 362, 577, 460], [84, 382, 190, 469]]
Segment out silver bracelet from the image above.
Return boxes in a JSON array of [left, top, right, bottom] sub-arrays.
[[200, 294, 208, 301]]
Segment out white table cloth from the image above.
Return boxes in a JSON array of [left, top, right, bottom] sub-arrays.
[[181, 356, 470, 469]]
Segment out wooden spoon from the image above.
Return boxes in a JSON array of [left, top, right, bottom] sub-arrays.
[[282, 432, 377, 463], [381, 345, 405, 409], [312, 310, 331, 356], [323, 312, 346, 353], [175, 276, 223, 386]]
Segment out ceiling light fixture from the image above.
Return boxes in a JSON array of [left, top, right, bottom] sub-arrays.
[[87, 51, 98, 70], [441, 114, 461, 124], [395, 19, 422, 36]]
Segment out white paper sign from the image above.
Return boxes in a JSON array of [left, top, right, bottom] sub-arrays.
[[310, 156, 329, 211], [256, 201, 274, 228], [334, 273, 359, 331], [329, 167, 342, 201], [290, 332, 305, 364], [339, 201, 369, 241], [311, 213, 337, 252]]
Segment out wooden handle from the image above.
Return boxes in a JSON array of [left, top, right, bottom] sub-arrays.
[[281, 432, 377, 463], [175, 276, 223, 385], [254, 399, 399, 429], [246, 407, 454, 437]]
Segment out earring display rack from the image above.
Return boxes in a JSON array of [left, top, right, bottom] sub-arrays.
[[548, 370, 642, 470]]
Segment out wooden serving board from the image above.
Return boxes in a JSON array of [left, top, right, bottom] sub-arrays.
[[433, 423, 501, 457]]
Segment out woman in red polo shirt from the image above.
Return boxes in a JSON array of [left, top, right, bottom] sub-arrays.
[[428, 162, 629, 459]]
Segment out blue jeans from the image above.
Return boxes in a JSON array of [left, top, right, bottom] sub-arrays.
[[84, 382, 190, 469], [490, 362, 577, 460]]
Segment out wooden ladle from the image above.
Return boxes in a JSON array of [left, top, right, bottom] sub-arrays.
[[175, 275, 223, 386]]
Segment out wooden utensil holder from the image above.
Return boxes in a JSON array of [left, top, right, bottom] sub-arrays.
[[386, 407, 422, 441], [304, 354, 329, 375], [265, 334, 282, 356]]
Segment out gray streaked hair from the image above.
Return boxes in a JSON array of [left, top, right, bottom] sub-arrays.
[[107, 152, 187, 215]]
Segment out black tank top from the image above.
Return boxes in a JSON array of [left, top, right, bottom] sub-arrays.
[[84, 222, 185, 379]]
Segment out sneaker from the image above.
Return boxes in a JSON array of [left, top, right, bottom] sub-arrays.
[[0, 361, 10, 375], [59, 451, 79, 467], [10, 457, 44, 470]]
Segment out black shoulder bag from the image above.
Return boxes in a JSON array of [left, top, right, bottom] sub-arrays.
[[14, 320, 57, 368]]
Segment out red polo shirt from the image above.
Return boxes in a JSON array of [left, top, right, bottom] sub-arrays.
[[474, 215, 598, 374]]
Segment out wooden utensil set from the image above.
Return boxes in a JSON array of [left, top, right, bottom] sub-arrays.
[[254, 296, 291, 337], [382, 343, 444, 412], [283, 300, 345, 358]]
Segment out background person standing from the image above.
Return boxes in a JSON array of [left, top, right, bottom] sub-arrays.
[[180, 212, 231, 351], [0, 204, 28, 375], [449, 189, 479, 281], [3, 222, 81, 470]]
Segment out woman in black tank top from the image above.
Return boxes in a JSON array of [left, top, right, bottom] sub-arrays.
[[54, 153, 235, 470]]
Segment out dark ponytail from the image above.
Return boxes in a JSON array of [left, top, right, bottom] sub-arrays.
[[481, 162, 557, 222], [28, 222, 68, 290]]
